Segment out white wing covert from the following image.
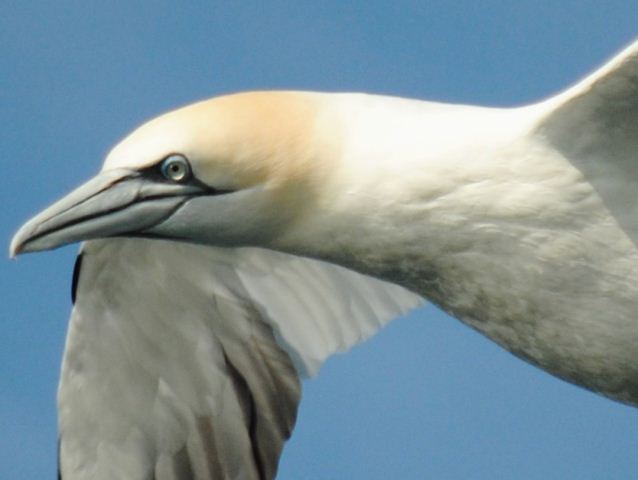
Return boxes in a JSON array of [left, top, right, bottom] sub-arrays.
[[59, 238, 423, 480]]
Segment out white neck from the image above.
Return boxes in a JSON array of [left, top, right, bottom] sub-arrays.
[[277, 94, 546, 291], [274, 92, 638, 404]]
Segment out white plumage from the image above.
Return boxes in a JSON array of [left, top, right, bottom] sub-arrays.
[[11, 39, 638, 479]]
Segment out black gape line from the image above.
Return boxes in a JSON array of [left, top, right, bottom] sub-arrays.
[[22, 161, 235, 250], [20, 191, 182, 249], [138, 153, 235, 196]]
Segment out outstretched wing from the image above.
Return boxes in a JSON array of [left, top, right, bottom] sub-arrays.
[[535, 38, 638, 242], [59, 238, 423, 479]]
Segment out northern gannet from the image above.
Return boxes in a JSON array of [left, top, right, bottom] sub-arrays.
[[11, 40, 638, 479]]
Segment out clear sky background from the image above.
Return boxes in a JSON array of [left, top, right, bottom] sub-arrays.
[[2, 2, 637, 479]]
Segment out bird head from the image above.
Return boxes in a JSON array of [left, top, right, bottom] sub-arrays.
[[10, 91, 341, 256]]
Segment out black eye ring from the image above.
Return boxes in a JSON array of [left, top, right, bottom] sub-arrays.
[[160, 155, 191, 182]]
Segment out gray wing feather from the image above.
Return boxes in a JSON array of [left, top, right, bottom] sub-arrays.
[[59, 239, 300, 479], [58, 238, 422, 479]]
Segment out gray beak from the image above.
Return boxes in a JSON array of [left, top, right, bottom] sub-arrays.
[[10, 168, 201, 257]]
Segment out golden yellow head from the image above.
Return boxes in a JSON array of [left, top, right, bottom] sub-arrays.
[[105, 91, 338, 192], [11, 91, 342, 255]]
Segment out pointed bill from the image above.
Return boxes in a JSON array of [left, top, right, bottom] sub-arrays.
[[10, 168, 199, 257]]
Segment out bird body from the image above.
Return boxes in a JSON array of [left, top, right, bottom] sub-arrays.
[[11, 40, 638, 478]]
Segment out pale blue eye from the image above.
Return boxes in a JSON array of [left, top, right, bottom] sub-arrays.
[[160, 155, 190, 182]]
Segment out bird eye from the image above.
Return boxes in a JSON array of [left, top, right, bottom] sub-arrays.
[[160, 155, 190, 182]]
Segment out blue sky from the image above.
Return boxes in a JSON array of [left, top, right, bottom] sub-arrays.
[[2, 2, 637, 478]]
